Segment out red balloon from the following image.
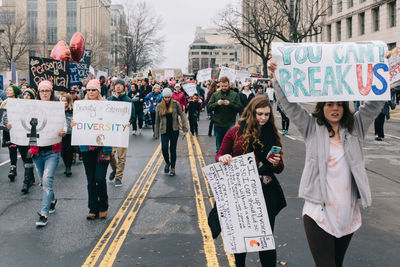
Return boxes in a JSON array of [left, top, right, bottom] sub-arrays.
[[50, 40, 71, 61], [69, 32, 85, 62]]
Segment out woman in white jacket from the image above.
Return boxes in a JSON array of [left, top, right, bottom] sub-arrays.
[[268, 61, 384, 267]]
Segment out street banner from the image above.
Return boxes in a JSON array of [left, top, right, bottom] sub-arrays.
[[75, 50, 92, 80], [236, 70, 250, 83], [164, 69, 174, 78], [7, 99, 65, 146], [96, 70, 108, 81], [219, 66, 236, 83], [70, 63, 80, 86], [271, 41, 390, 102], [202, 152, 275, 254], [388, 48, 400, 88], [182, 83, 197, 96], [197, 68, 212, 82], [71, 100, 131, 148], [29, 56, 70, 92]]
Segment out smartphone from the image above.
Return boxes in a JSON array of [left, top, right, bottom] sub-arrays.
[[267, 146, 281, 159]]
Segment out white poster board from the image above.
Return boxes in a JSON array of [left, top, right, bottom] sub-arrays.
[[236, 70, 250, 83], [164, 69, 174, 78], [96, 70, 107, 80], [388, 53, 400, 88], [182, 83, 197, 96], [156, 74, 164, 82], [271, 41, 391, 102], [89, 65, 95, 76], [197, 68, 212, 82], [71, 100, 131, 148], [7, 99, 65, 146], [219, 66, 236, 83], [202, 153, 275, 254]]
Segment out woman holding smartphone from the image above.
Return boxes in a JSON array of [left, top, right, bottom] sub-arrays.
[[216, 95, 286, 267], [268, 60, 385, 267]]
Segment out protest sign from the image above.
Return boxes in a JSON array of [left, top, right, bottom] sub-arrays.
[[75, 50, 92, 80], [182, 83, 197, 96], [202, 152, 275, 254], [70, 63, 80, 86], [197, 68, 212, 82], [219, 66, 236, 83], [7, 99, 65, 146], [156, 74, 164, 81], [96, 70, 108, 81], [89, 65, 95, 76], [164, 69, 174, 78], [271, 41, 390, 102], [236, 70, 250, 83], [29, 56, 70, 92], [71, 100, 131, 148], [388, 48, 400, 88]]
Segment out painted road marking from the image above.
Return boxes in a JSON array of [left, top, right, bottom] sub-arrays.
[[82, 144, 161, 267], [99, 156, 163, 267], [192, 136, 236, 267], [386, 134, 400, 140], [0, 156, 21, 167], [187, 135, 220, 266]]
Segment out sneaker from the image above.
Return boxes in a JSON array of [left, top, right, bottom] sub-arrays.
[[195, 132, 199, 136], [49, 199, 58, 214], [164, 164, 169, 173], [115, 179, 122, 187], [169, 168, 176, 176], [36, 213, 48, 227], [86, 212, 98, 220], [138, 128, 142, 135], [109, 170, 116, 181], [375, 137, 383, 141], [132, 130, 137, 135], [99, 211, 108, 219]]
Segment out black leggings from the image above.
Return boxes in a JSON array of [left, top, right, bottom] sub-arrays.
[[278, 109, 289, 131], [3, 131, 32, 166], [303, 215, 353, 267], [374, 113, 385, 138], [62, 134, 73, 168]]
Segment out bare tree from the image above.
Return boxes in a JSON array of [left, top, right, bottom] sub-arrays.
[[0, 9, 32, 69], [216, 0, 285, 77], [116, 2, 165, 75], [85, 33, 110, 71], [273, 0, 328, 42]]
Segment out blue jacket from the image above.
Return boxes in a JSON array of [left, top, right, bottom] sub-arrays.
[[107, 93, 135, 124], [145, 92, 162, 113]]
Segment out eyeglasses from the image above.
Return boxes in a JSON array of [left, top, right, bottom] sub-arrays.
[[39, 90, 51, 93], [86, 89, 98, 92], [256, 112, 270, 117]]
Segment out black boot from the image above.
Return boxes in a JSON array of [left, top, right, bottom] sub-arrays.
[[65, 166, 72, 177], [8, 166, 17, 182], [21, 165, 34, 194]]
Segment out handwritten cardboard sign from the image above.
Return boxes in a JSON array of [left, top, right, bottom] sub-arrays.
[[7, 99, 65, 146], [271, 41, 391, 102], [202, 153, 275, 254], [182, 83, 197, 96], [388, 51, 400, 88], [29, 56, 70, 92], [197, 68, 212, 82], [75, 50, 92, 80], [219, 66, 236, 83], [71, 100, 132, 148], [236, 70, 250, 83]]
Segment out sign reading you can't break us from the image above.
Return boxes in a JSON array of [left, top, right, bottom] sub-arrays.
[[271, 41, 391, 102]]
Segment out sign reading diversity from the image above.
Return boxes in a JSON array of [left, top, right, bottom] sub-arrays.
[[71, 100, 132, 148], [202, 153, 275, 254], [29, 56, 70, 92], [7, 99, 65, 146], [271, 41, 391, 102], [197, 68, 212, 82]]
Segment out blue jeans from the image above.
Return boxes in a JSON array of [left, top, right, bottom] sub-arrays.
[[82, 149, 109, 213], [214, 125, 232, 153], [33, 151, 60, 216], [161, 131, 179, 168]]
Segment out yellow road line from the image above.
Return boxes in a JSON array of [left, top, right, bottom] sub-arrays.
[[82, 144, 161, 267], [99, 156, 163, 267], [187, 135, 220, 267], [193, 136, 236, 267]]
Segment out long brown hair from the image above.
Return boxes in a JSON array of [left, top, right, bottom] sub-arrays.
[[60, 94, 74, 111], [159, 98, 174, 116], [238, 95, 280, 153], [312, 102, 354, 137]]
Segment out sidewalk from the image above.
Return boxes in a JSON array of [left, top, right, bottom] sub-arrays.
[[392, 104, 400, 119]]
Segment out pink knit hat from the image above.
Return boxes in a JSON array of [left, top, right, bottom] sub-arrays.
[[86, 79, 101, 92], [38, 80, 53, 91]]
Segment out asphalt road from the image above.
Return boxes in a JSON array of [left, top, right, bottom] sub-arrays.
[[0, 105, 399, 267]]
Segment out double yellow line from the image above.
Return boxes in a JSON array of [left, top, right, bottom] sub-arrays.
[[82, 144, 163, 267], [186, 135, 235, 267]]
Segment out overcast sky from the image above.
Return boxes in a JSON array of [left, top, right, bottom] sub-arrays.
[[112, 0, 236, 72]]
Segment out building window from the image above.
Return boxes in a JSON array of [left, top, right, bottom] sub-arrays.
[[338, 0, 342, 13], [29, 50, 36, 57], [201, 52, 209, 55], [336, 21, 341, 41], [360, 0, 366, 3], [28, 0, 38, 42], [388, 1, 396, 28], [348, 0, 354, 8], [388, 42, 397, 50], [328, 0, 333, 16], [47, 0, 57, 44], [372, 7, 379, 32], [67, 0, 77, 40], [222, 52, 228, 55], [201, 58, 209, 69], [327, 24, 332, 42], [347, 17, 352, 38], [191, 52, 199, 55], [359, 12, 365, 35]]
